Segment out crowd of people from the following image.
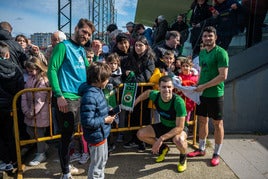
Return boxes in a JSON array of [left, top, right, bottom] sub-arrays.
[[0, 0, 267, 178]]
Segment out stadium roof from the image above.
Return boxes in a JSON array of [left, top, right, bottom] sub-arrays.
[[135, 0, 193, 27]]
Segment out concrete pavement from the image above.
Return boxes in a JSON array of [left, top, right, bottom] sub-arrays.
[[221, 134, 268, 179], [1, 134, 267, 179]]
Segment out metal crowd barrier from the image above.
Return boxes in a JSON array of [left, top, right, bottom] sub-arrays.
[[12, 83, 197, 178]]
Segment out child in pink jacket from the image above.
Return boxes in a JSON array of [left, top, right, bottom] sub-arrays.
[[21, 57, 50, 166]]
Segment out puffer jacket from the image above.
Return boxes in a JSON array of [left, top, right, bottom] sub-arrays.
[[0, 58, 24, 111], [21, 76, 50, 127], [78, 82, 111, 144]]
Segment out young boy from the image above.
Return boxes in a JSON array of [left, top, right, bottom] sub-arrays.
[[85, 47, 95, 64], [160, 50, 175, 76], [148, 50, 176, 124], [78, 62, 115, 178], [105, 53, 122, 88], [105, 53, 123, 144]]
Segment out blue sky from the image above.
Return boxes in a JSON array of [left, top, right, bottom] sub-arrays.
[[0, 0, 137, 37]]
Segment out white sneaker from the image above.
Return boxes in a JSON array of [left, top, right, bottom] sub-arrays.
[[69, 152, 81, 163], [69, 164, 79, 174], [79, 153, 90, 164], [0, 163, 14, 171], [60, 172, 74, 179], [29, 153, 47, 166], [0, 162, 7, 171]]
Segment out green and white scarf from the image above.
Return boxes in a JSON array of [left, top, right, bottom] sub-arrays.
[[121, 82, 137, 111]]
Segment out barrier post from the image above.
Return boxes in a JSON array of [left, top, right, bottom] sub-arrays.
[[12, 88, 52, 179]]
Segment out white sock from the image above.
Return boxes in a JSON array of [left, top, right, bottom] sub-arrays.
[[199, 138, 206, 151], [214, 143, 222, 155]]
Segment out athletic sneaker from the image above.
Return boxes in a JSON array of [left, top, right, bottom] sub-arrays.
[[79, 153, 90, 164], [60, 172, 74, 179], [69, 152, 81, 163], [29, 153, 47, 166], [137, 142, 146, 152], [178, 159, 187, 172], [0, 163, 14, 171], [123, 141, 139, 149], [155, 146, 169, 163], [211, 154, 220, 166], [69, 164, 79, 174], [187, 149, 206, 157], [5, 163, 14, 171], [108, 144, 116, 153], [177, 154, 187, 172], [0, 161, 5, 170]]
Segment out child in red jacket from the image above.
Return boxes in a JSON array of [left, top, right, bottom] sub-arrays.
[[177, 57, 199, 123]]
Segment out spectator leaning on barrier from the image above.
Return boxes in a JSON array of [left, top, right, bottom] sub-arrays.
[[21, 57, 50, 166], [122, 35, 156, 152], [47, 18, 95, 179]]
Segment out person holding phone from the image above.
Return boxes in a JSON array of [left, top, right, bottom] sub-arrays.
[[79, 62, 115, 179]]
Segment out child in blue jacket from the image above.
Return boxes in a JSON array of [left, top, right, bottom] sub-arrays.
[[79, 62, 115, 179]]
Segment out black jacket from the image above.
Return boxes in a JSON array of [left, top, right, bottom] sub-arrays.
[[0, 29, 27, 73], [0, 59, 24, 110], [121, 52, 155, 83]]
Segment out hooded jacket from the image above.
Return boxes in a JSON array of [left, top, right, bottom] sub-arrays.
[[0, 58, 24, 110], [79, 82, 111, 144], [0, 29, 27, 73]]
